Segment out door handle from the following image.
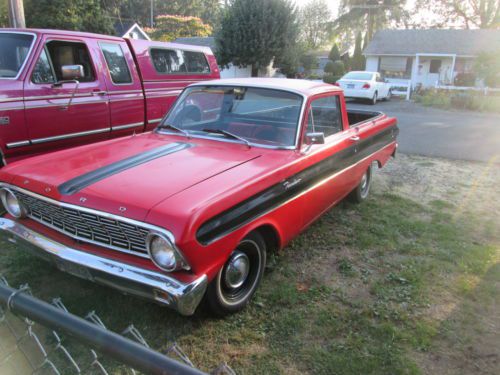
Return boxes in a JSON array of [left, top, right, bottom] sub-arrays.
[[92, 90, 107, 96], [349, 136, 360, 141]]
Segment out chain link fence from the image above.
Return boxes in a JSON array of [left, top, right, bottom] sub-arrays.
[[0, 275, 235, 375]]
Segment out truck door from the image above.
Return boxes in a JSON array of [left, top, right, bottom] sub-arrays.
[[24, 36, 110, 150], [98, 41, 145, 137]]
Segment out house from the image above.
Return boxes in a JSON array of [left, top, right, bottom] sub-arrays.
[[363, 29, 500, 88], [114, 21, 150, 40], [173, 36, 282, 78]]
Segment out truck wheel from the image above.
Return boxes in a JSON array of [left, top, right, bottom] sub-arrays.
[[206, 231, 266, 316], [370, 92, 377, 105], [348, 165, 372, 203], [385, 89, 392, 101]]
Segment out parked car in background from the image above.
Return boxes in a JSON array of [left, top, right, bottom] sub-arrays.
[[335, 71, 392, 104], [0, 29, 220, 166], [0, 78, 398, 316]]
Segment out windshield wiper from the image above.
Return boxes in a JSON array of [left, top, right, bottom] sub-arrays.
[[158, 123, 190, 138], [202, 128, 251, 148]]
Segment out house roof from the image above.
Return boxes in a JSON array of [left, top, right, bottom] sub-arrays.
[[364, 29, 500, 56], [173, 37, 216, 51], [113, 21, 150, 40]]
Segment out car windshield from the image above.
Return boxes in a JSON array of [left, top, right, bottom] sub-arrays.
[[160, 86, 303, 148], [0, 33, 35, 78], [342, 72, 373, 80]]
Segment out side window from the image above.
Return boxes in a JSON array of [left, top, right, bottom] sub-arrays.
[[150, 48, 210, 74], [306, 95, 343, 138], [100, 42, 132, 84], [150, 48, 186, 74], [430, 59, 441, 74], [183, 51, 210, 73], [45, 40, 95, 82], [32, 48, 56, 84]]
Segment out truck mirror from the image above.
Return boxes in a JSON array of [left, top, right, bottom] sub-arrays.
[[305, 132, 325, 145], [61, 65, 84, 80]]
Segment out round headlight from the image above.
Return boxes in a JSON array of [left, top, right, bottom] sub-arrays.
[[0, 188, 26, 218], [147, 233, 178, 271]]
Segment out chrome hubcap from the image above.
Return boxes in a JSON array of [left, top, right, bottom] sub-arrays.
[[360, 173, 368, 190], [224, 251, 250, 289]]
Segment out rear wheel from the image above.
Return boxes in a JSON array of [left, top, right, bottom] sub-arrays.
[[370, 92, 378, 105], [205, 231, 266, 316], [385, 89, 392, 101], [348, 165, 372, 203]]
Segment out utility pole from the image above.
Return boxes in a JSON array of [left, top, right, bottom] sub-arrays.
[[8, 0, 25, 28], [150, 0, 154, 28]]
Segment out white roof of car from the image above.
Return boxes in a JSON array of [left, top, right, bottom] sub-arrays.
[[189, 78, 341, 96]]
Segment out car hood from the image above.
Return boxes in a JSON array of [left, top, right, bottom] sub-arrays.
[[4, 133, 265, 220]]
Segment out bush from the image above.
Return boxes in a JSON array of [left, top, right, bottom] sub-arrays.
[[323, 73, 342, 84], [454, 73, 476, 87], [414, 89, 500, 113], [324, 60, 345, 76]]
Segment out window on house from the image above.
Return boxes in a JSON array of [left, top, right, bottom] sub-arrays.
[[379, 56, 412, 79], [429, 59, 442, 74], [100, 42, 132, 84], [306, 95, 343, 138]]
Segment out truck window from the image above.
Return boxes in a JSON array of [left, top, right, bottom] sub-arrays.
[[0, 32, 34, 78], [99, 42, 132, 84], [45, 40, 95, 82], [32, 48, 56, 84], [150, 48, 210, 74], [306, 95, 342, 138]]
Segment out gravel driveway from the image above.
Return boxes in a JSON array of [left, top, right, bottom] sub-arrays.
[[346, 99, 500, 163]]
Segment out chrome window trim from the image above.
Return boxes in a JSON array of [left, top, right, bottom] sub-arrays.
[[0, 183, 188, 269], [0, 31, 37, 80], [148, 118, 163, 124]]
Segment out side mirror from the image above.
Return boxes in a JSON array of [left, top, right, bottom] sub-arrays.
[[305, 132, 325, 145], [61, 65, 84, 80]]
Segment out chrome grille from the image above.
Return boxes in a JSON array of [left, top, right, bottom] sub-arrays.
[[14, 191, 150, 256]]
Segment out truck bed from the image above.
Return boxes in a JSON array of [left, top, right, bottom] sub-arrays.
[[347, 109, 382, 127]]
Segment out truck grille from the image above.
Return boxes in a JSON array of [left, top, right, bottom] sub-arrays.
[[14, 191, 150, 257]]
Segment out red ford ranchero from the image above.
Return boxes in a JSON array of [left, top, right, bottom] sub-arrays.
[[0, 78, 398, 316]]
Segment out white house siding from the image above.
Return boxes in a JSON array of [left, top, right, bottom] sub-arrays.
[[220, 64, 252, 78], [365, 56, 378, 72]]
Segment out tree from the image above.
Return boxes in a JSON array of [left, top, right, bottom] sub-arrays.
[[475, 50, 500, 87], [24, 0, 114, 34], [328, 44, 341, 62], [351, 31, 365, 70], [413, 0, 499, 29], [216, 0, 299, 77], [300, 54, 319, 74], [145, 15, 212, 41], [335, 1, 409, 43], [324, 60, 345, 75], [0, 0, 8, 27], [299, 0, 333, 49]]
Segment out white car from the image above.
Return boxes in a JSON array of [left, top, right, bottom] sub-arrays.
[[335, 71, 392, 104]]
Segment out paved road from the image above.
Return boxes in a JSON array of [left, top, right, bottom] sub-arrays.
[[346, 99, 500, 163]]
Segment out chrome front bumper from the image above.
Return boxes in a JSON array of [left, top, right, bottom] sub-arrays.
[[0, 218, 207, 316]]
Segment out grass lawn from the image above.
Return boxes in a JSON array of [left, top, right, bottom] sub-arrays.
[[0, 154, 498, 374]]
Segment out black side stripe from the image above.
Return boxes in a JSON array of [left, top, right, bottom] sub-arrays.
[[59, 142, 193, 195], [196, 125, 398, 245]]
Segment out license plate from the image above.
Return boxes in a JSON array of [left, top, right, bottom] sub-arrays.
[[347, 84, 355, 89], [56, 260, 93, 281]]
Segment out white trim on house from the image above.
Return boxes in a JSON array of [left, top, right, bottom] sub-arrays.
[[123, 23, 150, 41]]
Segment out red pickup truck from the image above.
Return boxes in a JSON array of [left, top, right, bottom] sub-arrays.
[[0, 78, 398, 316], [0, 29, 220, 165]]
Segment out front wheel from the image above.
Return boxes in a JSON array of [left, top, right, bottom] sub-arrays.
[[348, 165, 373, 203], [205, 231, 267, 316]]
